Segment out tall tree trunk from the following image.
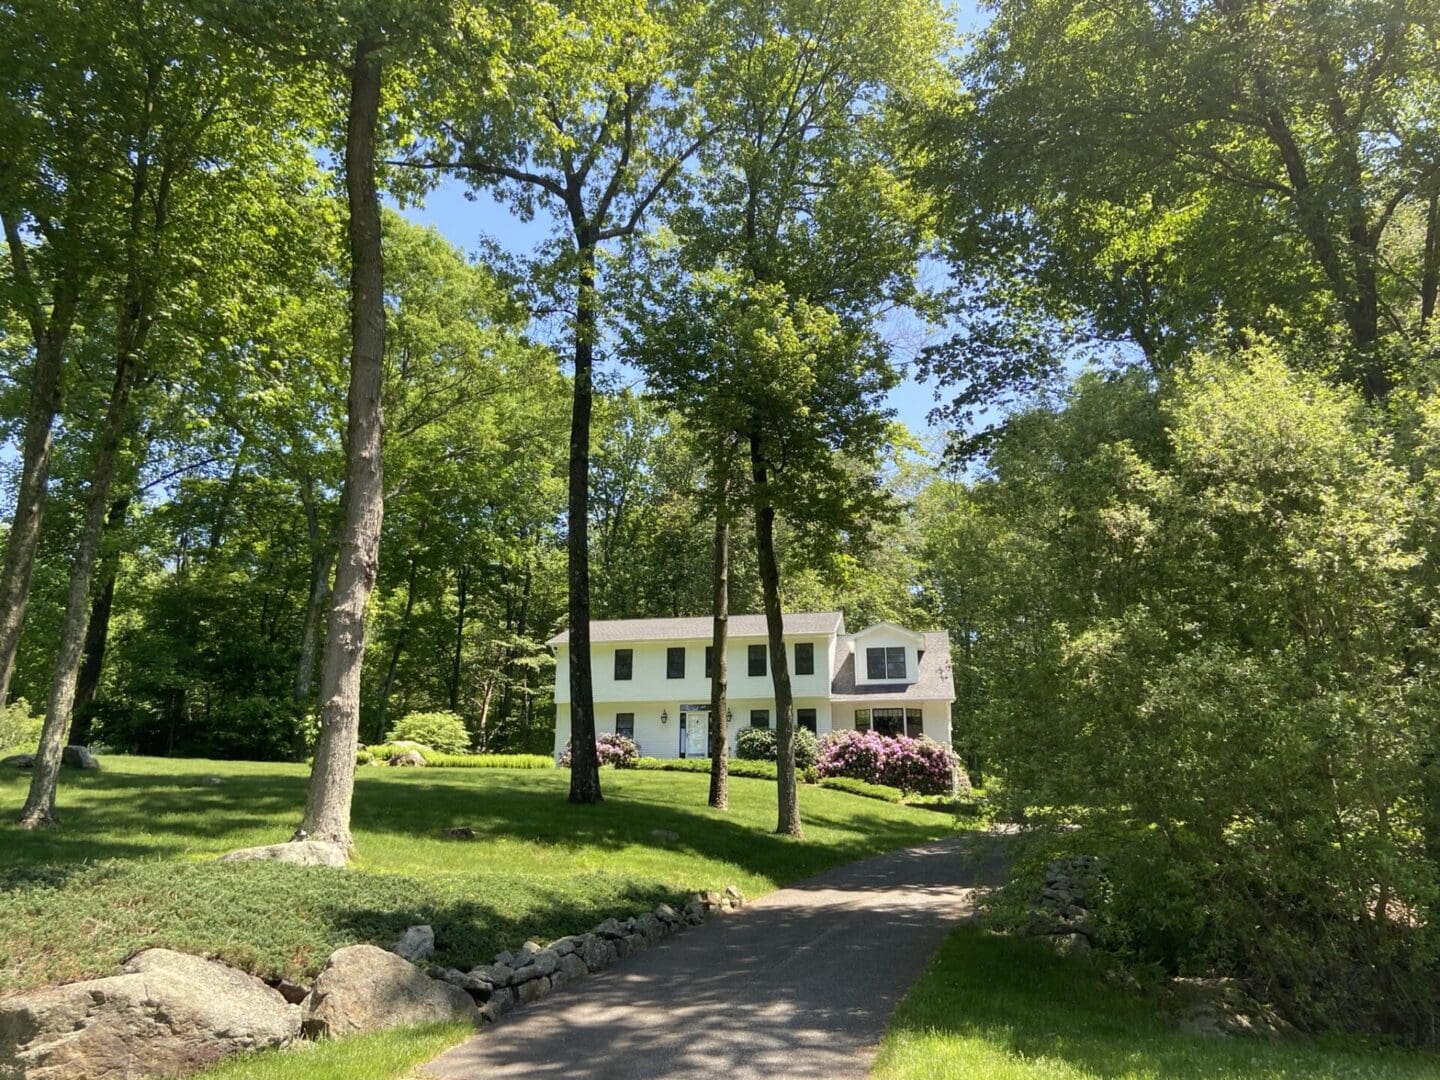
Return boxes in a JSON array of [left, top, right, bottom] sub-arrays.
[[298, 36, 386, 853], [750, 434, 800, 837], [448, 562, 468, 712], [708, 444, 732, 811], [498, 563, 532, 724], [1422, 191, 1438, 328], [18, 324, 145, 827], [69, 495, 132, 741], [0, 215, 81, 710], [567, 238, 601, 803], [292, 474, 331, 706], [374, 546, 420, 743]]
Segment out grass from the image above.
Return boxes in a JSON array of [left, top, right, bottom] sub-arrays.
[[0, 755, 960, 995], [197, 1023, 472, 1080], [872, 928, 1439, 1079]]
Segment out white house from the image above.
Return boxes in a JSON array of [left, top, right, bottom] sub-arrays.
[[548, 612, 955, 760]]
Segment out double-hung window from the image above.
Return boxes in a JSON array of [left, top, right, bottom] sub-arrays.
[[749, 709, 771, 729], [747, 644, 767, 677], [704, 645, 714, 678], [794, 642, 814, 676], [615, 713, 635, 739], [865, 646, 906, 680], [613, 648, 633, 680], [666, 647, 685, 679], [797, 708, 817, 733]]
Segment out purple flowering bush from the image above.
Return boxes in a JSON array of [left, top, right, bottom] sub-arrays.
[[559, 732, 639, 769], [816, 730, 962, 795]]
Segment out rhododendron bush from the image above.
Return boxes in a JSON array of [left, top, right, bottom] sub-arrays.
[[559, 732, 638, 768], [816, 730, 961, 795]]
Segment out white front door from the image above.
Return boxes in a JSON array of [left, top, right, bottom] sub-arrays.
[[682, 710, 708, 758]]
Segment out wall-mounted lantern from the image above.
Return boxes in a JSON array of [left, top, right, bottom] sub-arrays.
[[660, 709, 669, 725]]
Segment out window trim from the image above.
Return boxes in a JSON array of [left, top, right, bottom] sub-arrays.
[[704, 645, 713, 679], [615, 712, 635, 739], [747, 643, 767, 677], [864, 645, 907, 680], [797, 707, 817, 733], [613, 648, 633, 681], [666, 646, 686, 679], [749, 709, 771, 730]]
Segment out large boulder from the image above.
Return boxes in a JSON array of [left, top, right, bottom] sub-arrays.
[[0, 948, 299, 1080], [1, 753, 34, 769], [60, 746, 98, 770], [217, 840, 347, 867], [387, 750, 426, 767], [302, 945, 479, 1038]]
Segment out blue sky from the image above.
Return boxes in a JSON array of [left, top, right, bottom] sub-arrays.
[[396, 1, 990, 440]]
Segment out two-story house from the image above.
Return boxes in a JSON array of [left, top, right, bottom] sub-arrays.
[[548, 612, 955, 760]]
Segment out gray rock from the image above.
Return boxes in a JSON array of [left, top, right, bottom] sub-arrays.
[[493, 950, 515, 967], [551, 953, 588, 990], [479, 987, 514, 1023], [650, 828, 680, 842], [514, 941, 543, 965], [471, 963, 513, 988], [302, 944, 479, 1037], [444, 826, 476, 840], [578, 934, 610, 973], [624, 933, 647, 954], [725, 884, 745, 903], [594, 917, 625, 939], [430, 967, 493, 999], [218, 839, 347, 867], [654, 902, 680, 924], [512, 947, 558, 982], [0, 948, 298, 1079], [549, 935, 580, 956], [200, 776, 225, 787], [613, 936, 632, 961], [388, 749, 426, 767], [1049, 933, 1091, 957], [602, 939, 620, 966], [516, 974, 551, 1005], [392, 924, 435, 963], [635, 913, 664, 942], [61, 745, 99, 769], [1, 753, 35, 769]]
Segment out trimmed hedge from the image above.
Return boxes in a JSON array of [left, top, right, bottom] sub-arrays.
[[819, 776, 904, 803], [633, 756, 779, 780], [735, 725, 819, 769], [366, 744, 552, 769]]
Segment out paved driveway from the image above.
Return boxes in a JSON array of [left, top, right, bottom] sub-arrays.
[[421, 832, 1008, 1080]]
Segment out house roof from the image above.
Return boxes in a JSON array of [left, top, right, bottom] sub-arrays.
[[828, 631, 955, 703], [546, 611, 846, 647]]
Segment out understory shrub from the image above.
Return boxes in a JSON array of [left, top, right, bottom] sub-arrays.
[[735, 724, 819, 768], [0, 699, 39, 752], [817, 730, 960, 795], [385, 711, 471, 755], [559, 732, 638, 768]]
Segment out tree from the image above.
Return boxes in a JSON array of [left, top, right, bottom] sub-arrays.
[[17, 0, 302, 826], [921, 0, 1440, 444], [631, 0, 950, 834], [414, 0, 715, 802]]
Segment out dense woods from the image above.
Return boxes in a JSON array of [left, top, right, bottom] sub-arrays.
[[3, 0, 1438, 1042]]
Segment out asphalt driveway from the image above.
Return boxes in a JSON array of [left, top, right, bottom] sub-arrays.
[[421, 831, 1008, 1080]]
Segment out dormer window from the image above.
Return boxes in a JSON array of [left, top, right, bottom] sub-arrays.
[[866, 646, 906, 680]]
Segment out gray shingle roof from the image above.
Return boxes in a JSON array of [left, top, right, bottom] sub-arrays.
[[828, 631, 954, 702], [546, 611, 845, 646]]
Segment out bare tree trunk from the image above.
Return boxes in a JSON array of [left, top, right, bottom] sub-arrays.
[[374, 546, 420, 743], [498, 563, 532, 724], [1422, 191, 1438, 328], [0, 214, 81, 710], [292, 475, 331, 706], [69, 496, 132, 741], [298, 36, 385, 853], [18, 326, 144, 827], [448, 562, 468, 712], [708, 444, 732, 811], [750, 434, 800, 837], [567, 238, 601, 803]]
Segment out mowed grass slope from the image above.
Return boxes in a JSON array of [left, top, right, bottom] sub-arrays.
[[872, 929, 1439, 1080], [0, 756, 957, 993]]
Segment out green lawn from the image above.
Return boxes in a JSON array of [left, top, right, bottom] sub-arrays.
[[0, 755, 960, 994], [872, 928, 1439, 1080]]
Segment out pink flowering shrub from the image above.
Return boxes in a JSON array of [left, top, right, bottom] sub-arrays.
[[816, 730, 961, 795], [559, 732, 639, 769]]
